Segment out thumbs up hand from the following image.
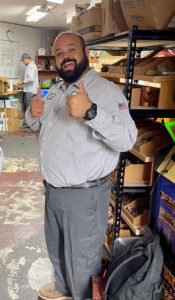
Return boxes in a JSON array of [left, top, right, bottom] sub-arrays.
[[30, 87, 44, 118], [66, 81, 92, 118]]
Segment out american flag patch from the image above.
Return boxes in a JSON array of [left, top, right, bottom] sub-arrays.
[[118, 103, 127, 110]]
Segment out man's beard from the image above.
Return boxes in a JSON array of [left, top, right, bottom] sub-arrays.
[[56, 52, 89, 83]]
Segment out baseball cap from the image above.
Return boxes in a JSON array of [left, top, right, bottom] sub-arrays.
[[20, 53, 31, 61]]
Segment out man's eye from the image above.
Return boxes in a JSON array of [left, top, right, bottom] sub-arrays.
[[56, 52, 62, 57], [69, 48, 75, 53]]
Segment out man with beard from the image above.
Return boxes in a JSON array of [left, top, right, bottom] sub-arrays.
[[25, 32, 137, 300]]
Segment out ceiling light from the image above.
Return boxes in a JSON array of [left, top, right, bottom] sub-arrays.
[[26, 11, 47, 22], [47, 0, 64, 4], [26, 6, 41, 16], [66, 10, 74, 24]]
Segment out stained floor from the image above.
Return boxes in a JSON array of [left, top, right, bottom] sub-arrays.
[[0, 129, 54, 300]]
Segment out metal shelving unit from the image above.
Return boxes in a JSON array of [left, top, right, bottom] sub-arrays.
[[87, 26, 175, 255]]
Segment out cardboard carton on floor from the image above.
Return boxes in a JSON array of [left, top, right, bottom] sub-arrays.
[[19, 118, 24, 128], [0, 107, 19, 118], [7, 117, 20, 131], [101, 0, 128, 37], [120, 0, 175, 30], [71, 7, 101, 41]]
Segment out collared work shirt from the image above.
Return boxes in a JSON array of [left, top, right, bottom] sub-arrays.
[[25, 69, 137, 187], [23, 61, 39, 94]]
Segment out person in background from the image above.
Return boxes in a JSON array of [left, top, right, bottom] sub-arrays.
[[25, 32, 138, 300], [18, 53, 39, 127]]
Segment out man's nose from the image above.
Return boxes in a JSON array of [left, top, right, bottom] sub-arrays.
[[62, 50, 72, 60]]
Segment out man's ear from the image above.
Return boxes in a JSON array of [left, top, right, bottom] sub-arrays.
[[85, 46, 89, 57]]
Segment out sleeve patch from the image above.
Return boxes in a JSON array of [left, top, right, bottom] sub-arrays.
[[118, 103, 127, 110]]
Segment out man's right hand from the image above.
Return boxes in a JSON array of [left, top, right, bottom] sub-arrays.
[[30, 87, 44, 118]]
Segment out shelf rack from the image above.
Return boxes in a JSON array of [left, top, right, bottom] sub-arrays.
[[87, 29, 175, 50], [87, 26, 175, 253]]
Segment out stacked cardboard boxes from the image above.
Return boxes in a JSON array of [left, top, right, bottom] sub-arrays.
[[120, 0, 175, 30], [0, 107, 24, 132], [71, 0, 175, 42]]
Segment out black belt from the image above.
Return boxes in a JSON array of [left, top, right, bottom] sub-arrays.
[[46, 176, 108, 189], [70, 176, 108, 188]]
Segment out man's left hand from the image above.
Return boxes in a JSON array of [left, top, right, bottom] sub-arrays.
[[66, 81, 92, 118]]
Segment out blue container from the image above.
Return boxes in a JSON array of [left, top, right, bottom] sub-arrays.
[[41, 88, 49, 98]]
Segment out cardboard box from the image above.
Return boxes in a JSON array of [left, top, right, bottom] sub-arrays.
[[109, 169, 117, 182], [117, 84, 141, 107], [124, 162, 152, 185], [134, 57, 175, 76], [122, 196, 150, 226], [120, 0, 175, 30], [0, 107, 20, 118], [140, 86, 159, 108], [109, 57, 148, 74], [157, 146, 175, 184], [109, 157, 152, 184], [108, 58, 126, 74], [7, 117, 20, 131], [134, 130, 172, 155], [0, 77, 8, 93], [119, 229, 133, 237], [71, 7, 101, 41], [0, 99, 18, 109], [19, 118, 24, 128], [133, 57, 156, 75], [101, 0, 128, 37], [131, 86, 141, 107], [18, 110, 24, 118]]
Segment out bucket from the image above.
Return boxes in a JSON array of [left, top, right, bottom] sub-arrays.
[[38, 48, 46, 55]]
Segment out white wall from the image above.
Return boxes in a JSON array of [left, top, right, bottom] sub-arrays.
[[0, 22, 58, 81]]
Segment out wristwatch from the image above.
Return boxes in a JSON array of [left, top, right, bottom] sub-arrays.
[[83, 103, 97, 121]]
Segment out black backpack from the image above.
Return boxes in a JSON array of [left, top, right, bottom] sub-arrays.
[[104, 234, 163, 300]]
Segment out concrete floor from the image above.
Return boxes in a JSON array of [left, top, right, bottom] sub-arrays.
[[0, 129, 54, 300]]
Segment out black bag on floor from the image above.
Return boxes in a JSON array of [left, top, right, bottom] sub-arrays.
[[104, 234, 163, 300]]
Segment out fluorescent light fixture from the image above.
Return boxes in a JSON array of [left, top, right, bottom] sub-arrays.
[[26, 6, 41, 15], [47, 0, 64, 4], [66, 11, 74, 24], [26, 11, 47, 22]]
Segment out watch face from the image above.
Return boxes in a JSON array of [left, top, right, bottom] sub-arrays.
[[87, 109, 96, 119], [84, 103, 97, 120]]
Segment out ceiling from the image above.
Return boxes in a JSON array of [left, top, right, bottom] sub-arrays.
[[0, 0, 92, 30]]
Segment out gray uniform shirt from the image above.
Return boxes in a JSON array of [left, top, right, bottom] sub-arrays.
[[23, 61, 39, 94], [25, 68, 137, 187]]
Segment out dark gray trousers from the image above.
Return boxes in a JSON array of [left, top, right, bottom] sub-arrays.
[[24, 92, 36, 126], [44, 180, 111, 300], [24, 92, 36, 111]]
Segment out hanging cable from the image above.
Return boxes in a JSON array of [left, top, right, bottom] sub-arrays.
[[6, 30, 14, 42]]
